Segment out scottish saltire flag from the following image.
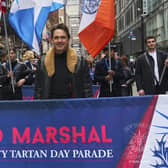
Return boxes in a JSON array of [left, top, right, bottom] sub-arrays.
[[78, 0, 115, 57], [8, 0, 64, 54]]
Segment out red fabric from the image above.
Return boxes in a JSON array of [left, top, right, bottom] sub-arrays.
[[0, 0, 7, 13], [116, 95, 158, 168], [79, 0, 115, 58]]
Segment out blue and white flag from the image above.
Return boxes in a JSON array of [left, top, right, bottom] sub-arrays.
[[8, 0, 64, 54]]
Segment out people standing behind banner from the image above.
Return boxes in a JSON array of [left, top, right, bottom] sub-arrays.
[[120, 56, 134, 96], [6, 48, 34, 99], [0, 49, 13, 100], [22, 50, 35, 69], [94, 47, 124, 97], [135, 36, 168, 96], [34, 23, 92, 99], [22, 50, 37, 85]]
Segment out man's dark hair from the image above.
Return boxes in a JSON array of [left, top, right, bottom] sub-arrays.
[[10, 47, 16, 53], [50, 23, 70, 39], [145, 36, 156, 43], [0, 48, 7, 58]]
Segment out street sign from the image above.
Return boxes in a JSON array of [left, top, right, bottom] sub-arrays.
[[143, 0, 148, 16], [131, 36, 136, 40], [128, 30, 136, 40]]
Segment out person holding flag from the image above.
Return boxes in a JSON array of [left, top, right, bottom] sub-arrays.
[[0, 48, 13, 100], [94, 47, 124, 97]]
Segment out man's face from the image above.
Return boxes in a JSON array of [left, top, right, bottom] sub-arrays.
[[10, 50, 16, 62], [146, 38, 156, 51], [1, 55, 7, 63], [51, 29, 69, 54]]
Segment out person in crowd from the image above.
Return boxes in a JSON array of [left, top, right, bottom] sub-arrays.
[[120, 56, 134, 96], [22, 50, 35, 69], [6, 48, 34, 99], [0, 49, 13, 100], [22, 50, 37, 85], [98, 53, 106, 61], [94, 47, 124, 97], [87, 55, 95, 84], [34, 23, 92, 99], [135, 36, 168, 96]]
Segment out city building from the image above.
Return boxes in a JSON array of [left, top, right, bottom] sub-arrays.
[[115, 0, 145, 57], [115, 0, 168, 57], [66, 0, 81, 56]]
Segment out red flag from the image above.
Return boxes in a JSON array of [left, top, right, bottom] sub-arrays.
[[0, 11, 1, 26], [0, 0, 7, 13], [78, 0, 115, 57]]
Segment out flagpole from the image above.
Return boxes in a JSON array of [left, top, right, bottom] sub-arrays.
[[108, 42, 113, 93], [64, 0, 66, 24], [159, 57, 168, 86], [3, 13, 15, 93]]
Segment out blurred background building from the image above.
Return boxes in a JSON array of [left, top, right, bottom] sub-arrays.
[[115, 0, 168, 57]]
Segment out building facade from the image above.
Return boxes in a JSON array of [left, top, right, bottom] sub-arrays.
[[115, 0, 168, 57], [66, 0, 81, 56]]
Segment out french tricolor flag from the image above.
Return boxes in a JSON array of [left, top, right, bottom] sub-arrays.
[[78, 0, 115, 57]]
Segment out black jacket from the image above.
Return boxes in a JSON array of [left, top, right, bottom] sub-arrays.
[[135, 50, 168, 95], [0, 63, 11, 100], [94, 57, 124, 97], [34, 48, 93, 99], [6, 60, 34, 99]]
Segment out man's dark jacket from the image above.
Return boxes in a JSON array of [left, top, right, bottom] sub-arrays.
[[34, 48, 93, 99], [94, 57, 124, 97], [135, 50, 168, 95]]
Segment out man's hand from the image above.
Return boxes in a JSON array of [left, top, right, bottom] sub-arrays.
[[165, 58, 168, 66], [138, 89, 145, 96], [17, 79, 26, 87], [105, 70, 115, 81], [108, 70, 115, 76], [7, 71, 13, 78]]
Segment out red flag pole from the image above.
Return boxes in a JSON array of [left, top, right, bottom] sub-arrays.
[[3, 12, 15, 93]]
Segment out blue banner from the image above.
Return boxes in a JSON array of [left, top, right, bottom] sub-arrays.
[[22, 85, 100, 100], [0, 96, 155, 168]]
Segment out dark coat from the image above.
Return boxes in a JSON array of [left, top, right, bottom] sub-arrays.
[[121, 67, 134, 96], [94, 57, 124, 97], [6, 61, 34, 99], [34, 49, 93, 99], [135, 50, 168, 95], [0, 63, 11, 100]]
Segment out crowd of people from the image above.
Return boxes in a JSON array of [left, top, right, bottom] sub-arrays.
[[0, 23, 168, 100]]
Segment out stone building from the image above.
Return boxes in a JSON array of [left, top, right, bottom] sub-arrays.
[[115, 0, 168, 56]]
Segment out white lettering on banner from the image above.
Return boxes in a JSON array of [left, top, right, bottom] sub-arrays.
[[0, 150, 8, 158], [72, 149, 113, 158], [0, 149, 113, 160], [10, 150, 48, 159], [50, 150, 70, 158]]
